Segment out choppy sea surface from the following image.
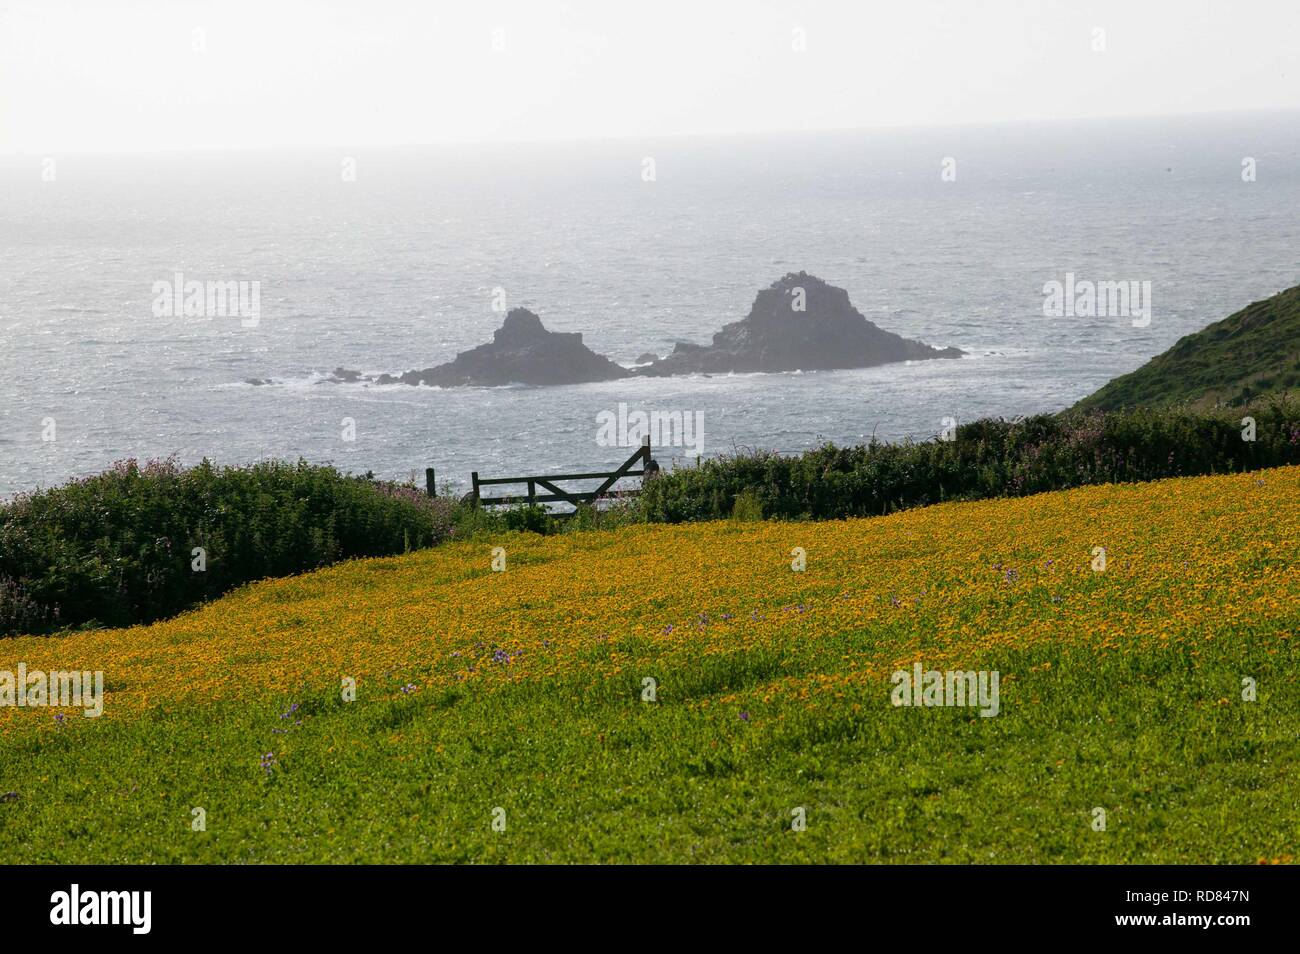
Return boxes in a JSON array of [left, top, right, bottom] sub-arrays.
[[2, 112, 1298, 498]]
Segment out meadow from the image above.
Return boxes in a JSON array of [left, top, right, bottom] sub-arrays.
[[0, 467, 1296, 863]]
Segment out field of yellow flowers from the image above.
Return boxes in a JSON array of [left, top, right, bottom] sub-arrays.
[[0, 466, 1297, 863]]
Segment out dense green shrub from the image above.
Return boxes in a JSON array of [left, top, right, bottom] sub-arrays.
[[639, 400, 1300, 523], [0, 457, 456, 636], [730, 489, 764, 522], [503, 503, 555, 535]]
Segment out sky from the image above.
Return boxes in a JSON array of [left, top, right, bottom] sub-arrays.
[[1, 0, 1297, 154]]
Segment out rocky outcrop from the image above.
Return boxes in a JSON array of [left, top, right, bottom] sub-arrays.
[[635, 272, 962, 376], [320, 275, 961, 389], [342, 308, 631, 387]]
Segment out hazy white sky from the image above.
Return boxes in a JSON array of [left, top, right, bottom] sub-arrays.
[[1, 0, 1297, 153]]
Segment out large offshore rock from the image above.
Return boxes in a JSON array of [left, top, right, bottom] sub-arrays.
[[636, 272, 963, 376]]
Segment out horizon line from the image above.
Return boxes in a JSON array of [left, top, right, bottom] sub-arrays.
[[4, 105, 1298, 160]]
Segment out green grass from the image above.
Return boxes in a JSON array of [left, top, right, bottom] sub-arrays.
[[3, 632, 1295, 863], [1075, 282, 1300, 411]]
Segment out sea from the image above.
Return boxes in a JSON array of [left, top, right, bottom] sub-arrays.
[[2, 111, 1298, 499]]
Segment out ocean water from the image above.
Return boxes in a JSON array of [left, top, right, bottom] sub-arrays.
[[2, 112, 1298, 499]]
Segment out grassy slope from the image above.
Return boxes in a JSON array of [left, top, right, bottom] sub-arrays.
[[1074, 283, 1300, 412], [1, 467, 1298, 863]]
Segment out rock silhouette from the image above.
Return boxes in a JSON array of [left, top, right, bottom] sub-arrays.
[[326, 274, 961, 388], [635, 272, 962, 376], [365, 308, 632, 387]]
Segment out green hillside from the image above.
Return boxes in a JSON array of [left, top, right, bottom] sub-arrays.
[[1074, 283, 1300, 412], [2, 467, 1299, 862]]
